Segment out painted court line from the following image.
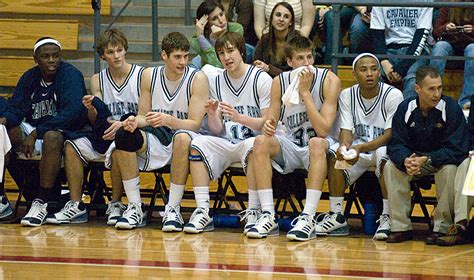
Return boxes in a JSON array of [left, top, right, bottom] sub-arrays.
[[0, 255, 464, 279]]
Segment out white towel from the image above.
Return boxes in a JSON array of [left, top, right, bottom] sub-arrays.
[[281, 65, 314, 106], [334, 146, 358, 170], [0, 125, 12, 182], [201, 64, 224, 83]]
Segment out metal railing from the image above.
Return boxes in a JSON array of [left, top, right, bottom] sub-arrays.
[[314, 1, 474, 73]]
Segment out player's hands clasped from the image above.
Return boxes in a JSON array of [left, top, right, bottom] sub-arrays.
[[146, 111, 170, 128]]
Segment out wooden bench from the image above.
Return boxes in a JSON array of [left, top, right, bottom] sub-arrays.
[[320, 65, 464, 101], [0, 19, 79, 51], [0, 0, 111, 15]]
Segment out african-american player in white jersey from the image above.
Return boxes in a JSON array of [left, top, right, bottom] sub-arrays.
[[317, 53, 403, 240]]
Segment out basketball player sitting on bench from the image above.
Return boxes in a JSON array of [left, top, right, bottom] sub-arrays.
[[321, 53, 403, 240]]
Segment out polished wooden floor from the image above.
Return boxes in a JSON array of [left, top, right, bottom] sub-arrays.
[[2, 173, 474, 279], [1, 221, 474, 279]]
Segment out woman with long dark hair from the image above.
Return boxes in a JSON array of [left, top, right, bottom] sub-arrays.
[[252, 2, 298, 77]]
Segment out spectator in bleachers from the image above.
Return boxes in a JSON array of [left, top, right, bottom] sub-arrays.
[[253, 0, 314, 40], [219, 0, 258, 46], [246, 35, 340, 240], [0, 96, 13, 220], [190, 0, 244, 69], [46, 29, 143, 226], [371, 6, 433, 99], [252, 2, 297, 77], [436, 94, 474, 246], [349, 6, 372, 54], [430, 4, 473, 109], [384, 65, 468, 243], [0, 37, 89, 227], [322, 53, 403, 240], [310, 5, 356, 65], [107, 32, 208, 230]]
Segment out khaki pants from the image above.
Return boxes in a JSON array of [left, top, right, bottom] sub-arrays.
[[453, 158, 474, 224], [384, 160, 456, 233]]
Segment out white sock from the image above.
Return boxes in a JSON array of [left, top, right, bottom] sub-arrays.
[[258, 189, 275, 214], [382, 199, 390, 215], [123, 177, 141, 204], [194, 186, 210, 209], [303, 189, 322, 216], [168, 183, 185, 207], [248, 189, 260, 210], [329, 196, 344, 214]]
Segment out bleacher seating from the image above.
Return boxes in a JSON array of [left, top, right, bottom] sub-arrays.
[[0, 19, 79, 51], [0, 0, 110, 15], [0, 56, 34, 87]]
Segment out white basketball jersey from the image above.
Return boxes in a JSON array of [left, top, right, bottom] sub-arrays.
[[343, 82, 403, 144], [149, 66, 198, 127], [99, 64, 143, 121], [211, 65, 271, 142], [279, 67, 329, 147]]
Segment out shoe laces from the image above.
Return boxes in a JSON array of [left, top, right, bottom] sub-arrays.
[[189, 207, 209, 223], [122, 203, 143, 222], [164, 205, 184, 224], [315, 212, 331, 225], [238, 209, 260, 222], [376, 214, 390, 228], [59, 201, 77, 214], [290, 214, 313, 229], [106, 201, 125, 215], [255, 211, 274, 227], [28, 200, 47, 217]]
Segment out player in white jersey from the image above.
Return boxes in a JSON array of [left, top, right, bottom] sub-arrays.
[[110, 32, 208, 229], [245, 34, 341, 240], [47, 29, 144, 225], [317, 53, 404, 240], [174, 32, 272, 234]]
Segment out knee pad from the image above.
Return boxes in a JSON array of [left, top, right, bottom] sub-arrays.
[[188, 153, 203, 161], [115, 127, 144, 152]]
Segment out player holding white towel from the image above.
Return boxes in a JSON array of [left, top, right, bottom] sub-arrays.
[[319, 53, 404, 240]]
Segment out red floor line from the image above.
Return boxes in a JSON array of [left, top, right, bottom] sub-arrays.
[[0, 255, 467, 279]]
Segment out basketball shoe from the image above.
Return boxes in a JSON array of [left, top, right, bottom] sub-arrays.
[[46, 200, 88, 224], [162, 205, 184, 232], [286, 213, 317, 241], [106, 201, 126, 226], [246, 211, 279, 238], [115, 202, 146, 229], [314, 212, 349, 236], [183, 207, 214, 234]]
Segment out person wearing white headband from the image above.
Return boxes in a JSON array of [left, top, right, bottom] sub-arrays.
[[33, 37, 62, 54], [321, 53, 404, 240], [0, 36, 89, 226], [351, 52, 380, 71]]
